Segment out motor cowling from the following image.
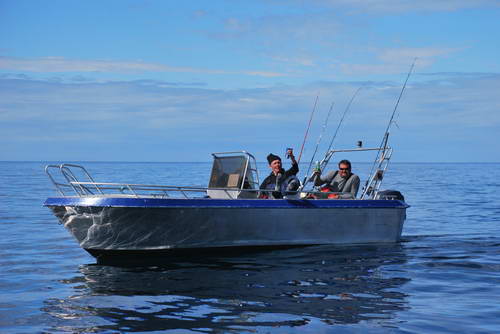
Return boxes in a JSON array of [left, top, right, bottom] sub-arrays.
[[375, 190, 405, 201]]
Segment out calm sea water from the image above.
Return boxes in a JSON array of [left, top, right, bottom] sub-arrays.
[[1, 161, 500, 333]]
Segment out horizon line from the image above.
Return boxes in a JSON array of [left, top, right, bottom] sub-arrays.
[[1, 160, 499, 164]]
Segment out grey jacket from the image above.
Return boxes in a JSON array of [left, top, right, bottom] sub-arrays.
[[314, 170, 360, 199]]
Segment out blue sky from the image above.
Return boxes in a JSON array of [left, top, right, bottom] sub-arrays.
[[1, 0, 499, 163]]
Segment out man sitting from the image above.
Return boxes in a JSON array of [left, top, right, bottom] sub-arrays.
[[312, 159, 360, 199]]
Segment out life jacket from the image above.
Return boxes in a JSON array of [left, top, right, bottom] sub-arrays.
[[320, 186, 339, 199]]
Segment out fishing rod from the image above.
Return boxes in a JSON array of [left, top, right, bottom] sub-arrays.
[[297, 95, 319, 164], [301, 87, 362, 190], [380, 59, 416, 148], [319, 86, 362, 173], [304, 100, 335, 181], [361, 58, 417, 198]]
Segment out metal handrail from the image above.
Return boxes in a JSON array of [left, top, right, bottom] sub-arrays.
[[48, 175, 383, 200], [45, 164, 104, 197], [64, 181, 361, 200], [45, 160, 261, 199], [45, 151, 395, 200], [360, 147, 393, 199], [45, 165, 69, 196], [72, 182, 244, 192]]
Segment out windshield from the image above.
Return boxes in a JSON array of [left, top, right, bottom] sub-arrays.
[[208, 156, 248, 189]]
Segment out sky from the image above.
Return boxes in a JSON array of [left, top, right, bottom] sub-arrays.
[[1, 0, 499, 163]]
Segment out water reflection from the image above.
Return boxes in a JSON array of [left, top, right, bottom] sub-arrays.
[[44, 244, 410, 332]]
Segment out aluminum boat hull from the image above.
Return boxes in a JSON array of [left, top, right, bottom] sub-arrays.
[[44, 197, 408, 258]]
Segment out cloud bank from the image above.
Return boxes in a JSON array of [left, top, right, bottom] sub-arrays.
[[0, 57, 285, 78], [1, 73, 498, 162]]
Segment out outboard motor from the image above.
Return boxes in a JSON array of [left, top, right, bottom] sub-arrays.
[[375, 190, 405, 201]]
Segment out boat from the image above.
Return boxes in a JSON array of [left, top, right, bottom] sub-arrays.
[[43, 144, 409, 262]]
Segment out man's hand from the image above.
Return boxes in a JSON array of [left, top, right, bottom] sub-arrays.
[[287, 149, 297, 164]]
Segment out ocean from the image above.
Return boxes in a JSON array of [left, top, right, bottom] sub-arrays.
[[1, 161, 499, 333]]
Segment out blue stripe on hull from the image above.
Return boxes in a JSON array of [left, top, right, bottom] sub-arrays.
[[44, 196, 408, 209]]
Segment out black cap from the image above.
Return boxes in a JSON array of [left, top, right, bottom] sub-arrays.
[[267, 153, 281, 165]]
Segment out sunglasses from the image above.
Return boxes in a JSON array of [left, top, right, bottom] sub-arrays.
[[339, 168, 350, 171]]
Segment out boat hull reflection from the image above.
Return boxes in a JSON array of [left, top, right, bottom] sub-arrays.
[[45, 244, 410, 332]]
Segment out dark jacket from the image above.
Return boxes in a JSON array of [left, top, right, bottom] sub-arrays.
[[259, 162, 299, 199]]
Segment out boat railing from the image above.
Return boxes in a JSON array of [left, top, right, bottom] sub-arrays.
[[45, 162, 356, 199], [360, 147, 393, 199], [65, 181, 356, 200], [45, 160, 397, 200], [46, 163, 244, 199], [45, 164, 105, 196], [67, 181, 222, 198]]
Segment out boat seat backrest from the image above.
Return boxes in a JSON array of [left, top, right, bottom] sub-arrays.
[[226, 174, 240, 188]]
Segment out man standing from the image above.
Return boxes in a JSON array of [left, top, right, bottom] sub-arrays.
[[313, 159, 360, 199], [259, 149, 299, 199]]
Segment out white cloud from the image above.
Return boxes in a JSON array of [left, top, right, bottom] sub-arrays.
[[339, 63, 405, 75], [0, 56, 285, 78], [1, 73, 498, 161], [314, 0, 500, 13], [377, 47, 461, 64], [221, 14, 342, 43], [212, 7, 471, 79], [337, 47, 462, 75], [271, 56, 316, 67], [0, 56, 166, 72]]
